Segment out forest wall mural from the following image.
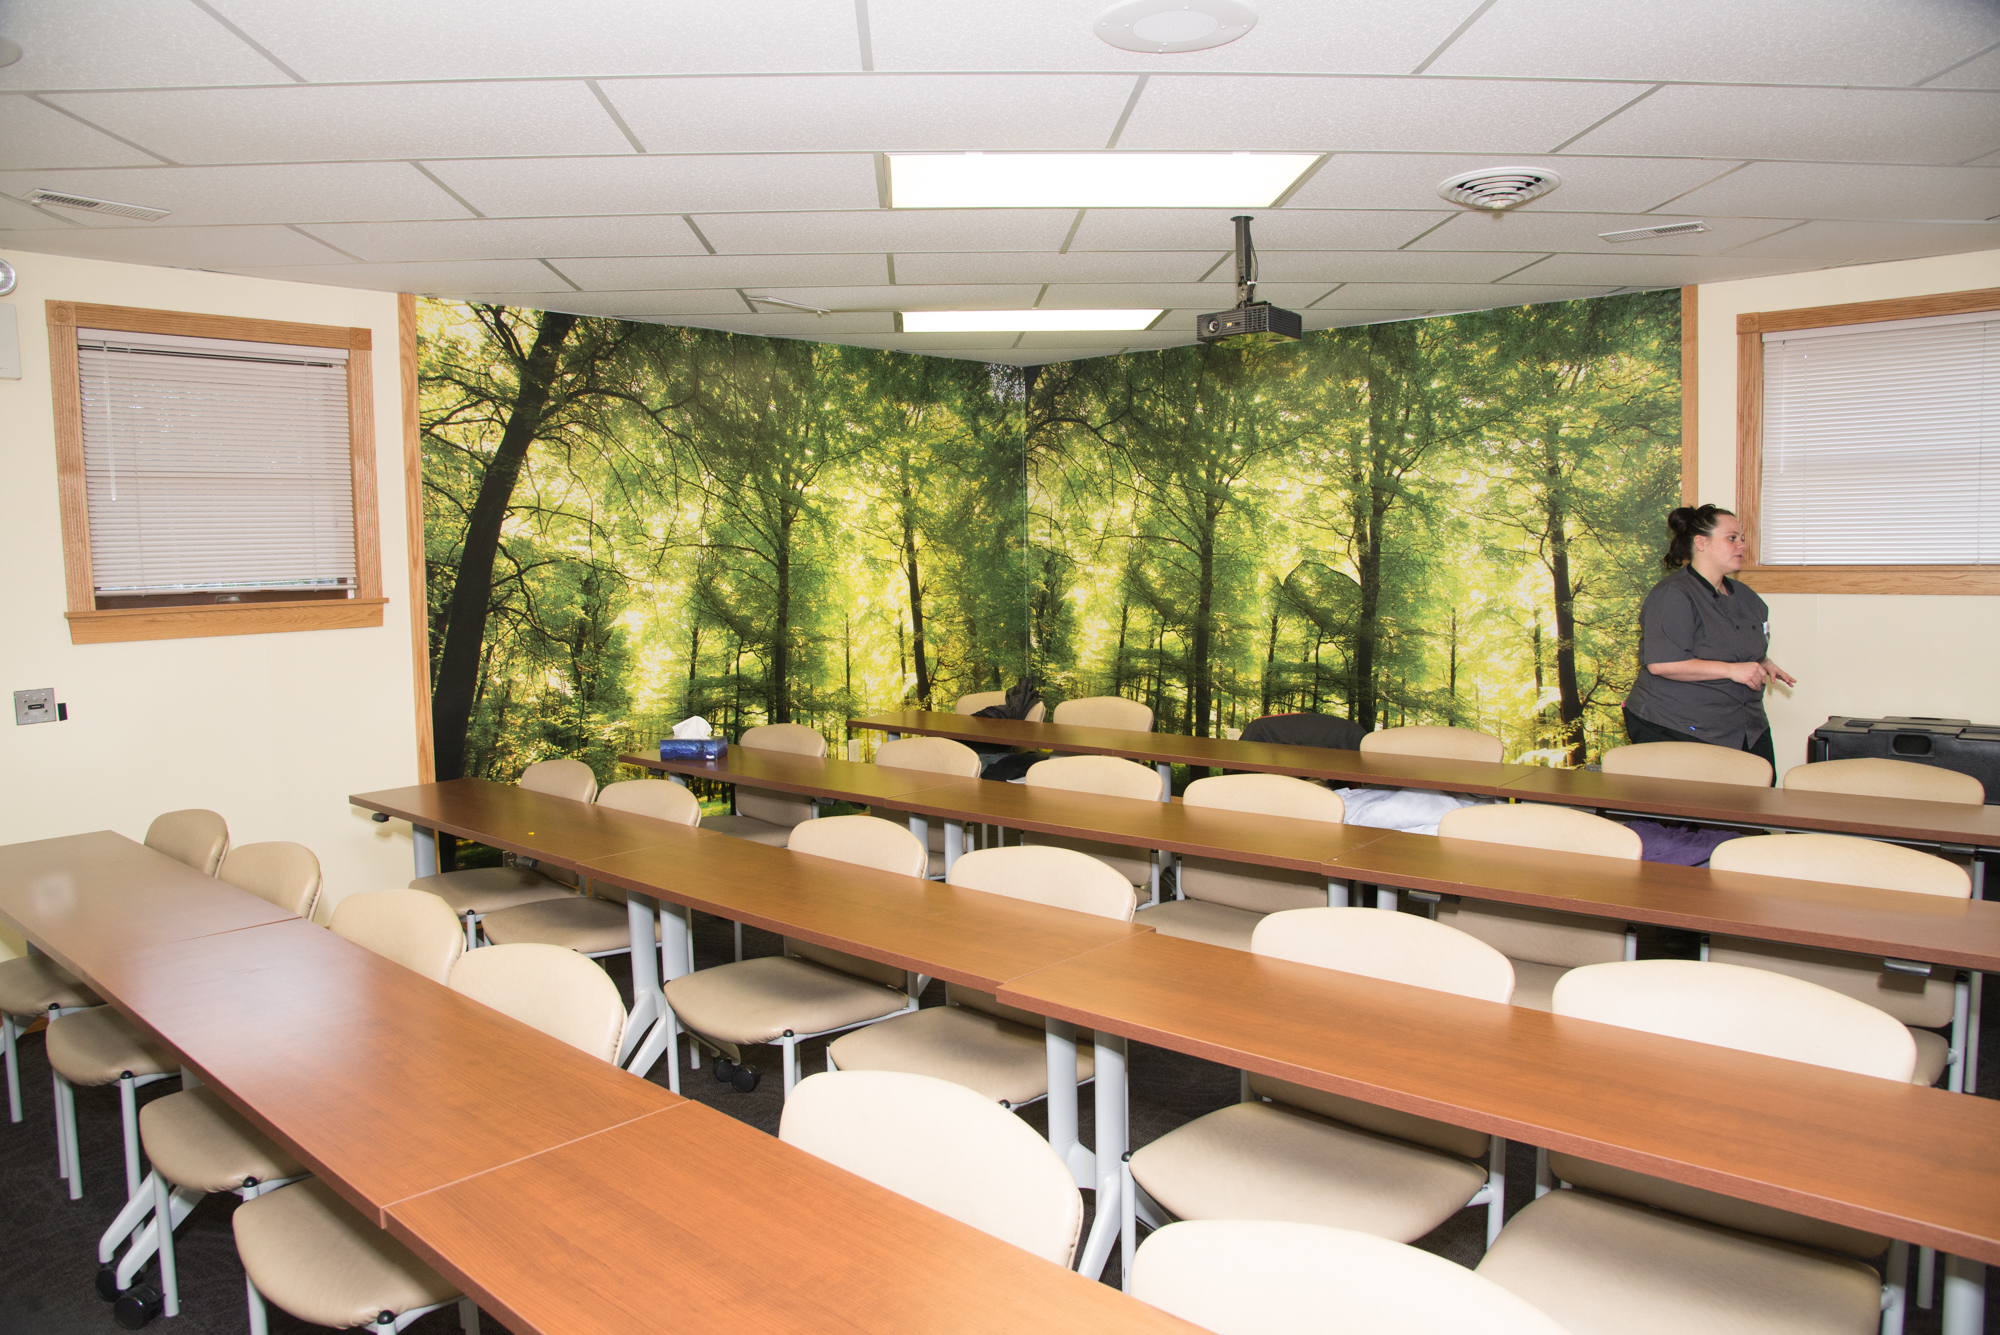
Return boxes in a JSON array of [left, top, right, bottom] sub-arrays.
[[418, 289, 1679, 785]]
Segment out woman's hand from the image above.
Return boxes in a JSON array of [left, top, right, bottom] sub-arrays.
[[1761, 659, 1797, 687], [1723, 660, 1769, 689]]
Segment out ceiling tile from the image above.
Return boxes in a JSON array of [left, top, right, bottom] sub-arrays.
[[1722, 220, 2000, 263], [1039, 281, 1331, 309], [1662, 162, 2000, 221], [0, 1, 291, 91], [226, 258, 570, 293], [450, 290, 756, 317], [1425, 0, 1998, 85], [1252, 250, 1537, 283], [602, 74, 1135, 153], [1311, 282, 1611, 310], [44, 82, 634, 166], [424, 154, 879, 218], [0, 224, 348, 268], [866, 0, 1480, 76], [1406, 211, 1802, 254], [1067, 208, 1450, 251], [0, 193, 72, 229], [1117, 76, 1644, 154], [1503, 253, 1801, 286], [752, 284, 1044, 311], [0, 163, 473, 226], [1563, 85, 2000, 165], [296, 216, 709, 264], [1017, 330, 1169, 348], [0, 96, 162, 171], [1925, 45, 2000, 89], [1285, 153, 1743, 214], [553, 253, 889, 291], [892, 250, 1219, 285], [676, 313, 898, 337], [693, 209, 1076, 254], [208, 0, 863, 80]]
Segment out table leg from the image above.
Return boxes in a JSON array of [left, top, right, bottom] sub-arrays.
[[1941, 1255, 1985, 1335], [624, 899, 690, 1082], [1154, 763, 1170, 800], [944, 820, 964, 877], [618, 889, 664, 1072], [1043, 1019, 1092, 1187], [1076, 1032, 1128, 1280], [413, 826, 438, 880]]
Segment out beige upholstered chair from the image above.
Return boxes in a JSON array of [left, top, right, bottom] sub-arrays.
[[234, 942, 625, 1335], [1141, 774, 1346, 951], [956, 690, 1047, 723], [1050, 696, 1154, 732], [1707, 833, 1973, 1088], [1360, 725, 1504, 764], [1478, 959, 1916, 1335], [661, 815, 929, 1098], [47, 840, 317, 1204], [1127, 909, 1514, 1259], [1599, 740, 1772, 787], [782, 1069, 1084, 1268], [104, 890, 465, 1324], [826, 846, 1135, 1108], [1783, 756, 1984, 805], [1132, 1220, 1574, 1333], [699, 722, 828, 847], [145, 808, 232, 876], [408, 757, 599, 947], [1020, 754, 1167, 903], [1434, 805, 1640, 1011], [869, 735, 985, 877]]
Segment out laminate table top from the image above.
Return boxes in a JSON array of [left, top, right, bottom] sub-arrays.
[[350, 779, 704, 872], [621, 747, 967, 803], [387, 1100, 1199, 1335], [999, 931, 2000, 1263]]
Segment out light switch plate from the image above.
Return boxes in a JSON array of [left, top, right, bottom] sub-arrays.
[[0, 304, 18, 380], [14, 687, 55, 725]]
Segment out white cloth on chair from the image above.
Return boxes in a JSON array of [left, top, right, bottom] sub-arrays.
[[1336, 788, 1493, 837]]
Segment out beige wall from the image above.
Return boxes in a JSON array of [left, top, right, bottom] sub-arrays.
[[1694, 247, 2000, 771], [0, 249, 422, 957]]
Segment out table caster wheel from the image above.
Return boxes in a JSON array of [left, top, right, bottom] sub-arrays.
[[712, 1057, 737, 1083], [96, 1265, 121, 1302], [731, 1066, 761, 1093], [114, 1284, 163, 1328]]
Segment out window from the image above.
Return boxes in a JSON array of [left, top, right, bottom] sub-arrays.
[[1734, 286, 2000, 596], [48, 302, 384, 643]]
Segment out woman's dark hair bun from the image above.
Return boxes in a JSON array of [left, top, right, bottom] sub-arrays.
[[1662, 503, 1733, 570], [1666, 506, 1698, 536]]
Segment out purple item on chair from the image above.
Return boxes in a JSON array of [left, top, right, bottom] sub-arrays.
[[1624, 819, 1743, 867]]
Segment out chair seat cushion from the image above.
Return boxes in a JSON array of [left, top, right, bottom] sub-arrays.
[[698, 814, 797, 847], [1138, 898, 1263, 952], [141, 1086, 303, 1191], [1129, 1101, 1488, 1243], [1506, 959, 1571, 1013], [665, 957, 909, 1046], [408, 866, 570, 916], [46, 1007, 177, 1086], [233, 1178, 459, 1329], [0, 953, 101, 1013], [826, 1005, 1094, 1107], [1476, 1188, 1884, 1335], [481, 896, 649, 954]]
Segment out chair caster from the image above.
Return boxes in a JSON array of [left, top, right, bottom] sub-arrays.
[[113, 1284, 163, 1328], [712, 1057, 738, 1083], [731, 1066, 761, 1093], [96, 1265, 122, 1302]]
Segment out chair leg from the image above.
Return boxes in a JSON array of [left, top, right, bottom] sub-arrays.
[[1485, 1136, 1508, 1247], [1534, 1146, 1553, 1199], [101, 1171, 158, 1264], [781, 1036, 798, 1097], [119, 1075, 145, 1200], [461, 912, 478, 952], [1120, 1155, 1137, 1291], [1947, 976, 1970, 1094], [732, 921, 744, 963], [1882, 1238, 1908, 1335], [57, 1071, 81, 1198], [154, 1168, 179, 1317], [3, 1012, 19, 1123], [458, 1296, 481, 1334], [245, 1275, 270, 1335]]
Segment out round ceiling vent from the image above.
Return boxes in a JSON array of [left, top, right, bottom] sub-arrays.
[[1095, 0, 1257, 53], [1436, 167, 1561, 211]]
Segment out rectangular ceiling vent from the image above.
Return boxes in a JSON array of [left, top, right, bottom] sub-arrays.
[[26, 189, 171, 222], [1598, 221, 1708, 244]]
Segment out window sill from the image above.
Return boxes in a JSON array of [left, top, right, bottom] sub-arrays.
[[1737, 566, 2000, 596], [66, 597, 387, 644]]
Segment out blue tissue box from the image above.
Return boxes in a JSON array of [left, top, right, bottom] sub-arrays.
[[659, 738, 728, 761]]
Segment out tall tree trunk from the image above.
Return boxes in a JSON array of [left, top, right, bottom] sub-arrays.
[[1351, 496, 1388, 732], [683, 621, 701, 718], [1544, 448, 1585, 763], [1111, 601, 1129, 696], [771, 518, 792, 724], [1190, 527, 1216, 738], [1260, 600, 1280, 716], [902, 487, 931, 708], [430, 310, 577, 781], [1448, 608, 1459, 700]]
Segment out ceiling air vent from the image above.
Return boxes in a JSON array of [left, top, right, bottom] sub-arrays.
[[25, 189, 171, 221], [1599, 221, 1709, 243], [1436, 167, 1560, 212]]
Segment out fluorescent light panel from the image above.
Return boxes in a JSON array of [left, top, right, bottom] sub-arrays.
[[889, 153, 1320, 210], [902, 309, 1162, 332]]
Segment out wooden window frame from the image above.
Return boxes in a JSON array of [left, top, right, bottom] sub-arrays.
[[48, 300, 386, 644], [1734, 285, 2000, 596]]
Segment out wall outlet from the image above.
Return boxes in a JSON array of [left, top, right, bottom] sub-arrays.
[[14, 688, 56, 725]]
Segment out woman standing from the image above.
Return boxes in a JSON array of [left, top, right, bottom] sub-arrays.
[[1623, 504, 1795, 774]]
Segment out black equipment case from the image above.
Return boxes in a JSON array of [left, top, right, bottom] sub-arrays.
[[1806, 716, 2000, 806]]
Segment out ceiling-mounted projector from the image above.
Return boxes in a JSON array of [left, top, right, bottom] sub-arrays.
[[1197, 214, 1300, 346]]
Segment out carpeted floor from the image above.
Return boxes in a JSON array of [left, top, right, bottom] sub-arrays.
[[3, 909, 1994, 1334]]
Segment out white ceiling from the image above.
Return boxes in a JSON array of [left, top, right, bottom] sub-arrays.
[[1, 0, 1997, 366]]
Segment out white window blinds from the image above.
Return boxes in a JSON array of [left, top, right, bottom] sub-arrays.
[[1760, 310, 1998, 566], [77, 328, 357, 597]]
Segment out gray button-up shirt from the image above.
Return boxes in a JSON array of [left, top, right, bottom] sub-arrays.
[[1624, 567, 1772, 750]]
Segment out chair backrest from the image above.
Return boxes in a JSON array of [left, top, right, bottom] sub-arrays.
[[1178, 774, 1346, 914], [1131, 1221, 1572, 1335], [1783, 756, 1984, 805], [448, 943, 626, 1063], [1599, 740, 1771, 787], [1357, 725, 1503, 763], [1024, 753, 1165, 802], [595, 778, 701, 825], [145, 809, 230, 875], [947, 846, 1137, 922], [1049, 696, 1153, 732], [735, 724, 827, 827], [784, 816, 928, 986], [876, 736, 983, 778], [739, 722, 829, 757], [1437, 803, 1641, 859], [518, 757, 599, 803], [217, 841, 323, 918], [1183, 773, 1345, 824], [1252, 907, 1514, 1003], [781, 1070, 1082, 1267], [1709, 832, 1969, 898], [955, 690, 1047, 723], [329, 889, 466, 984]]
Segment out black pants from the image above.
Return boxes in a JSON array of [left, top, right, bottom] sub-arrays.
[[1623, 707, 1776, 781]]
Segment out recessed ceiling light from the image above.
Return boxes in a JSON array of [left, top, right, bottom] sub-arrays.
[[903, 310, 1162, 333], [25, 188, 171, 221], [890, 152, 1318, 210], [0, 38, 21, 69], [1599, 221, 1709, 243], [1095, 0, 1257, 53], [1436, 167, 1561, 212]]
